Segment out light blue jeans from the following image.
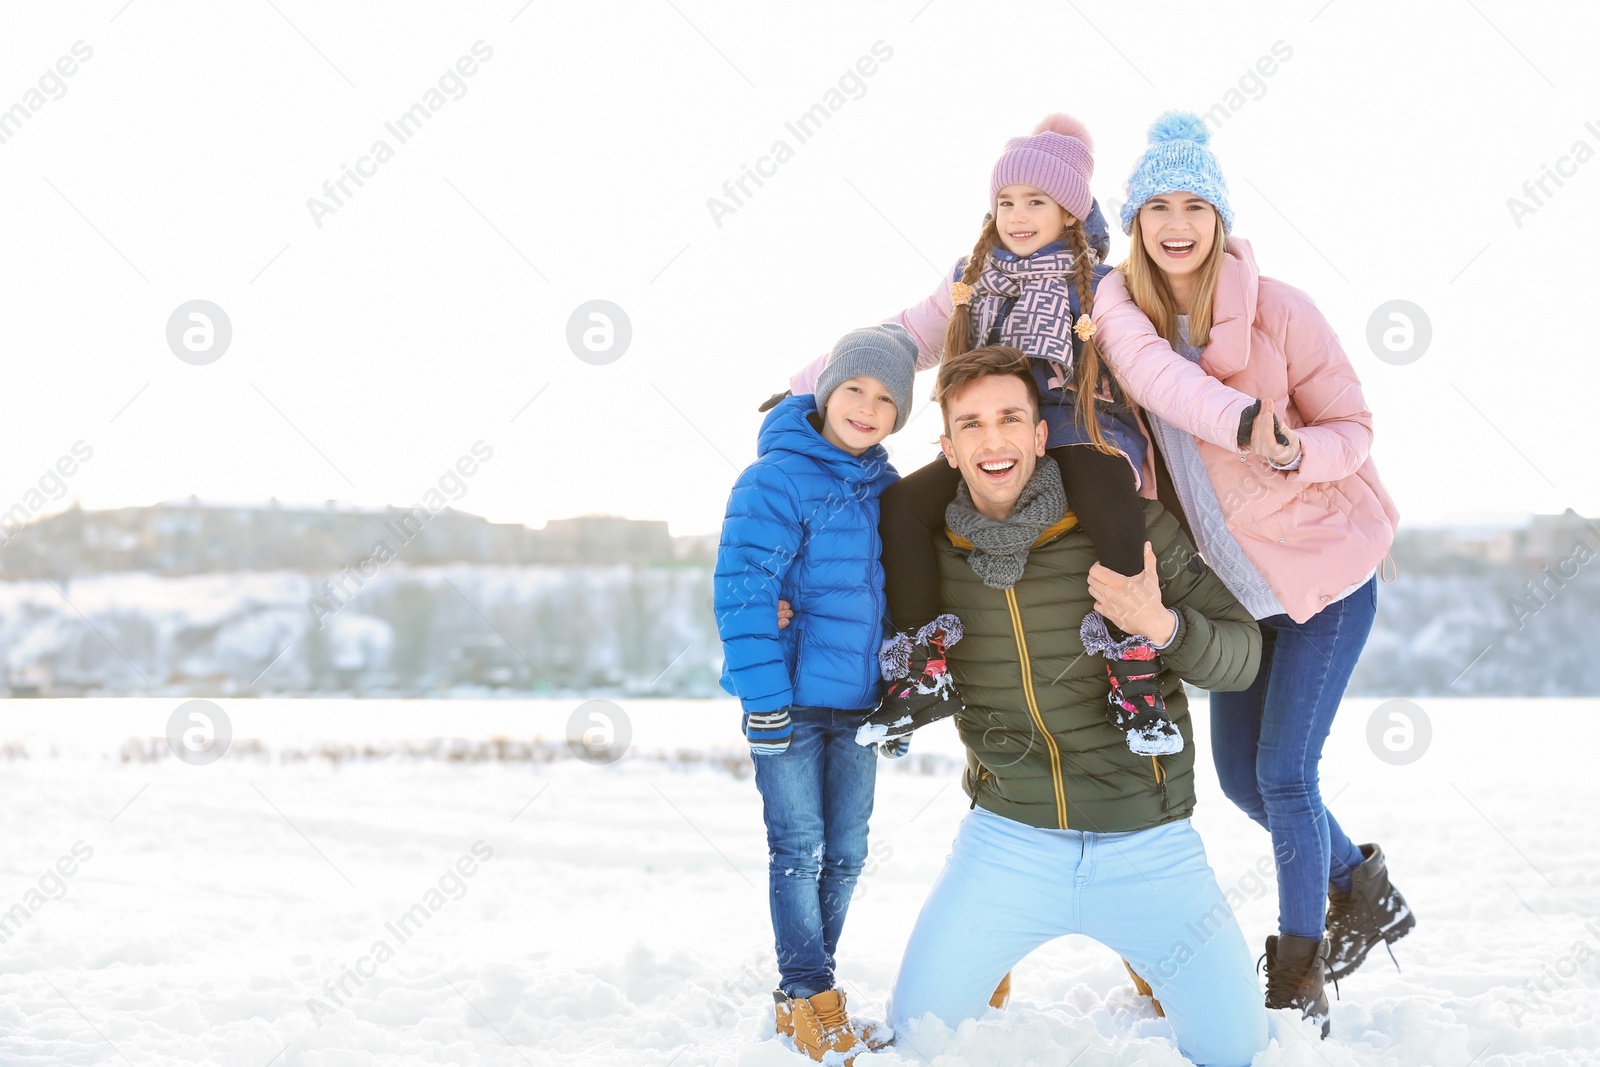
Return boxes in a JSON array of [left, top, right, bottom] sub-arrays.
[[890, 807, 1267, 1067]]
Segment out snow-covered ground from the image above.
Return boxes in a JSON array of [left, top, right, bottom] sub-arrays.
[[0, 698, 1593, 1065]]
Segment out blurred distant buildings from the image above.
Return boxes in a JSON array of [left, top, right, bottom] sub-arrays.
[[0, 501, 1593, 698], [1390, 509, 1600, 571], [0, 498, 715, 577]]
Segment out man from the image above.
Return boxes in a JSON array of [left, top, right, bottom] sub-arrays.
[[887, 344, 1269, 1066]]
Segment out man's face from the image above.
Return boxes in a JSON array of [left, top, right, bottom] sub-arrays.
[[939, 373, 1047, 520]]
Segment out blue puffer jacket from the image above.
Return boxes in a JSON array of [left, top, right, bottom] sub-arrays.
[[715, 395, 898, 713]]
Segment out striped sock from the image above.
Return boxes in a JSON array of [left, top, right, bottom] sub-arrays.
[[745, 709, 792, 755]]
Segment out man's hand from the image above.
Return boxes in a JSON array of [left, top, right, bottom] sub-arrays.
[[777, 599, 794, 630], [1087, 542, 1177, 645]]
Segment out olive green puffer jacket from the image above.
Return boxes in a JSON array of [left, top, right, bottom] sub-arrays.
[[939, 498, 1261, 833]]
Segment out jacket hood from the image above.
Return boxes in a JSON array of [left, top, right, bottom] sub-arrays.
[[1198, 236, 1261, 379], [1084, 198, 1112, 262], [758, 394, 894, 485]]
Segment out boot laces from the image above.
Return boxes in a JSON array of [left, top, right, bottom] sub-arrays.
[[814, 994, 850, 1038], [1260, 945, 1309, 1008]]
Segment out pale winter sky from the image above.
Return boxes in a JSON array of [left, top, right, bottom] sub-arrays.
[[1, 1, 1594, 537]]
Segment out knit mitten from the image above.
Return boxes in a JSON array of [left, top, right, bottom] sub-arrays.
[[1079, 611, 1183, 757], [744, 708, 792, 756], [877, 736, 912, 759]]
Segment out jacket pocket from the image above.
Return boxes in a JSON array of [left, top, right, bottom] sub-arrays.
[[783, 616, 805, 687]]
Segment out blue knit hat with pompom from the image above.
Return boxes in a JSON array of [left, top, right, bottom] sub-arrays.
[[1120, 111, 1234, 236]]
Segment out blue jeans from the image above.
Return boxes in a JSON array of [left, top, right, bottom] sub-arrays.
[[748, 705, 878, 999], [1210, 575, 1377, 941], [891, 807, 1267, 1067]]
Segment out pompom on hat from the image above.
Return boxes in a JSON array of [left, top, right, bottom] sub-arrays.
[[990, 113, 1095, 222], [1119, 111, 1235, 236]]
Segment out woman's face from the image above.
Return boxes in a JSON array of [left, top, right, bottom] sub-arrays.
[[995, 184, 1072, 257], [1137, 193, 1218, 280]]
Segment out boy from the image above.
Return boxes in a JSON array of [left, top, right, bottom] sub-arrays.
[[714, 323, 915, 1065]]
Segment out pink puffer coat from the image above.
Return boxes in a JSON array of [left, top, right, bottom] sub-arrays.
[[1092, 236, 1398, 623]]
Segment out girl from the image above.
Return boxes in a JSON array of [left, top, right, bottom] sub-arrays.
[[1093, 112, 1415, 1037], [786, 114, 1187, 760]]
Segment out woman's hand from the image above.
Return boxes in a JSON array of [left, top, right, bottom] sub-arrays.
[[1087, 542, 1177, 645], [1251, 397, 1301, 467], [777, 599, 794, 629]]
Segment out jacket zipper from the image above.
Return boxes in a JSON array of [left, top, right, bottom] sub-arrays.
[[1003, 587, 1069, 829], [1151, 756, 1169, 813]]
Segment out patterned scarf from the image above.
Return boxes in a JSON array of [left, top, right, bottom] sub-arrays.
[[973, 245, 1077, 362], [944, 453, 1067, 590], [970, 244, 1114, 401]]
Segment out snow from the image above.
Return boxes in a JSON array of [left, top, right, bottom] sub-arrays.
[[0, 697, 1594, 1065]]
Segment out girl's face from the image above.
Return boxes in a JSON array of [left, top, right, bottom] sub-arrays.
[[1137, 193, 1218, 279], [995, 184, 1073, 257]]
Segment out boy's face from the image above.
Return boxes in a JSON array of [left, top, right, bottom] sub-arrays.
[[939, 373, 1047, 521], [820, 376, 897, 456]]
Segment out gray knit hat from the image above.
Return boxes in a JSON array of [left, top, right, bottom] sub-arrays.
[[815, 323, 917, 434]]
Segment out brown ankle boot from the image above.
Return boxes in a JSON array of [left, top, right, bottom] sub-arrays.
[[1326, 842, 1415, 980], [989, 971, 1012, 1009], [1122, 958, 1165, 1017], [773, 989, 794, 1038], [1262, 934, 1331, 1038], [791, 989, 862, 1064]]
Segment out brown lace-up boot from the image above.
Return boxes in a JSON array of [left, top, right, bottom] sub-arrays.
[[1262, 934, 1331, 1038], [773, 989, 794, 1038], [1123, 958, 1165, 1017], [791, 989, 862, 1064]]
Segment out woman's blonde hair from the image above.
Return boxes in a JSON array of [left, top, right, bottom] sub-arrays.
[[1120, 203, 1229, 350], [942, 211, 1118, 453]]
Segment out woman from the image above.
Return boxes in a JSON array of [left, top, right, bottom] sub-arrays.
[[1092, 111, 1415, 1038]]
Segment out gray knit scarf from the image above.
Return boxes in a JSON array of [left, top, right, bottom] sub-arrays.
[[944, 454, 1067, 589]]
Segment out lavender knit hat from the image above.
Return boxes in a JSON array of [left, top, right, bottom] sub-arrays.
[[990, 113, 1095, 222], [1120, 111, 1235, 235]]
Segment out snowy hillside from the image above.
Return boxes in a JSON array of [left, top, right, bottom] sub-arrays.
[[1, 559, 1596, 699]]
